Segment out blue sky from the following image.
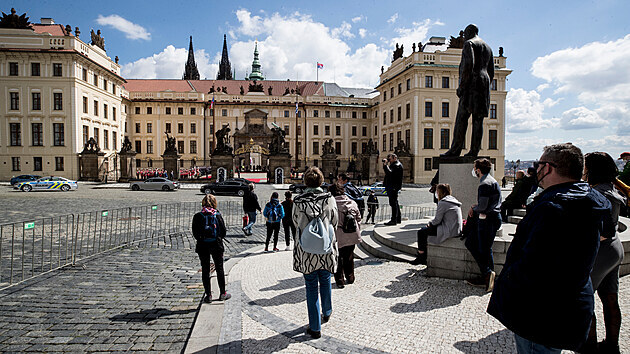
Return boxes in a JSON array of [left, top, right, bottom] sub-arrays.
[[8, 0, 630, 160]]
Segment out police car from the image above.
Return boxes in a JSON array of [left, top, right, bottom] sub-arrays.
[[16, 176, 78, 192], [359, 182, 392, 196]]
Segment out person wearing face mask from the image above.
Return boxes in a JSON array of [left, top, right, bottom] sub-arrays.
[[487, 143, 611, 353], [410, 183, 462, 265], [464, 158, 502, 292]]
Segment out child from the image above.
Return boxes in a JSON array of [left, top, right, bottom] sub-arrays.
[[366, 190, 379, 224], [263, 192, 285, 252]]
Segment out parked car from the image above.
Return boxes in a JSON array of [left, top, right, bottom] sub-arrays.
[[359, 182, 391, 196], [10, 174, 41, 186], [228, 177, 253, 185], [200, 180, 250, 196], [130, 178, 179, 191], [289, 182, 330, 194], [16, 176, 78, 192]]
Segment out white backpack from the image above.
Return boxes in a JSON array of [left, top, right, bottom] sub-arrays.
[[298, 194, 334, 254]]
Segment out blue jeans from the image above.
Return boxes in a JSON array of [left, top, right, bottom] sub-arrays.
[[303, 270, 332, 332], [245, 211, 257, 233], [514, 333, 561, 354]]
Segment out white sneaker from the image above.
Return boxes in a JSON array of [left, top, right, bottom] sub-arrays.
[[285, 245, 293, 251]]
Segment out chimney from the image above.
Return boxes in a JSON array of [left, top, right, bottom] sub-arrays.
[[40, 18, 55, 25]]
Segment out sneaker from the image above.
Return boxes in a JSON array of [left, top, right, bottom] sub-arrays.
[[273, 247, 279, 252], [264, 248, 270, 253], [466, 275, 486, 288], [485, 271, 496, 292], [203, 294, 212, 303], [242, 226, 248, 234], [410, 253, 427, 265], [219, 292, 231, 301], [285, 245, 293, 251], [305, 327, 321, 339], [384, 221, 397, 226]]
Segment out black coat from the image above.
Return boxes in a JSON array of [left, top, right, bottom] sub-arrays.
[[383, 161, 403, 192], [242, 191, 262, 212], [192, 211, 226, 253]]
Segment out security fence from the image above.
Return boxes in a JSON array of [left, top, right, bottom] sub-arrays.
[[0, 201, 434, 290]]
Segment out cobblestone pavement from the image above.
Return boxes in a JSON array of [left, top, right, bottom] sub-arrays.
[[227, 249, 630, 353], [0, 225, 268, 352]]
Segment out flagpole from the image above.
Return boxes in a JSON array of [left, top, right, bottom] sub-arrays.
[[316, 62, 318, 82]]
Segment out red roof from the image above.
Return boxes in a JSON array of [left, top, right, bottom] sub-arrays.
[[32, 24, 71, 36], [123, 80, 195, 92]]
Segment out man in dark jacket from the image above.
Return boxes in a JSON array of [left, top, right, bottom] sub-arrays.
[[383, 153, 403, 225], [487, 143, 610, 352], [338, 173, 365, 218], [500, 170, 535, 221], [242, 184, 262, 236]]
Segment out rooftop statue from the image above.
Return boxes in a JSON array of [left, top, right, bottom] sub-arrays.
[[392, 43, 404, 62], [0, 8, 31, 29], [90, 29, 105, 50], [448, 30, 465, 49]]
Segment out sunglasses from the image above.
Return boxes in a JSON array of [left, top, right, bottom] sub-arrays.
[[538, 161, 557, 168]]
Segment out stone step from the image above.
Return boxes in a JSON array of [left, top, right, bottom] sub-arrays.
[[507, 215, 523, 224], [360, 231, 415, 263], [372, 220, 429, 256], [513, 209, 527, 217], [353, 242, 373, 260]]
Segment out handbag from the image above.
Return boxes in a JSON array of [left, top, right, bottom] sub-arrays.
[[242, 215, 249, 228]]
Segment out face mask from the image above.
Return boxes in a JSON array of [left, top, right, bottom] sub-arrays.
[[471, 168, 478, 178], [536, 165, 551, 189], [434, 192, 439, 200]]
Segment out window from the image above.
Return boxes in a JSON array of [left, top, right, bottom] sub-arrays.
[[352, 126, 357, 136], [390, 87, 394, 98], [352, 111, 357, 119], [325, 125, 330, 136], [135, 123, 141, 134], [178, 141, 184, 154], [406, 79, 411, 90], [390, 109, 394, 123], [297, 111, 301, 118], [103, 129, 109, 149], [440, 128, 450, 149], [178, 123, 184, 134], [405, 129, 410, 149], [83, 97, 88, 113], [313, 142, 319, 155], [397, 106, 402, 121], [54, 93, 63, 110], [10, 123, 21, 146], [221, 109, 227, 116], [313, 110, 319, 117], [336, 111, 341, 118], [55, 157, 64, 171], [406, 103, 411, 119], [32, 92, 41, 110], [112, 131, 117, 150], [190, 140, 197, 154], [112, 107, 116, 121], [362, 126, 367, 136], [101, 80, 107, 93], [10, 92, 19, 110], [335, 142, 341, 154], [9, 62, 18, 76], [383, 112, 386, 125], [166, 107, 172, 115], [12, 157, 20, 171], [103, 104, 108, 119], [491, 79, 497, 91], [382, 134, 386, 151], [53, 123, 64, 146], [112, 84, 116, 95], [335, 126, 341, 136], [425, 76, 433, 88], [489, 129, 498, 150], [398, 83, 402, 94], [165, 123, 171, 133], [83, 126, 89, 146], [146, 107, 152, 115], [325, 110, 330, 118], [297, 142, 302, 155], [135, 107, 140, 114], [53, 63, 62, 77], [93, 74, 98, 86], [442, 77, 449, 89], [352, 142, 358, 154], [297, 125, 302, 136], [313, 124, 319, 135], [284, 110, 289, 117], [389, 133, 394, 151], [397, 131, 402, 148], [362, 142, 367, 153], [191, 123, 196, 134], [135, 140, 142, 153], [425, 102, 432, 117], [82, 68, 87, 81], [93, 128, 99, 146], [424, 158, 432, 171], [423, 128, 433, 149], [362, 112, 367, 119], [93, 100, 98, 116], [31, 63, 40, 76], [178, 107, 184, 115], [490, 104, 497, 119], [383, 91, 386, 101], [32, 123, 43, 146], [33, 157, 42, 171], [147, 140, 153, 154], [284, 125, 290, 136], [191, 107, 196, 115]]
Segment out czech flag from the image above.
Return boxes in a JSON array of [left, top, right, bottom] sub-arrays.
[[317, 62, 323, 69], [295, 101, 299, 114], [210, 95, 214, 109]]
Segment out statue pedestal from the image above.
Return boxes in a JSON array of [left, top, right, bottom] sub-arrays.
[[118, 151, 136, 182], [320, 154, 338, 181], [437, 156, 493, 213], [211, 154, 234, 182], [79, 151, 106, 181], [162, 153, 181, 179], [268, 153, 292, 184], [397, 154, 414, 184], [360, 154, 380, 184]]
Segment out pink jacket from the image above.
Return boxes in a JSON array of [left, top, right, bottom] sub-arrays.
[[334, 195, 362, 248]]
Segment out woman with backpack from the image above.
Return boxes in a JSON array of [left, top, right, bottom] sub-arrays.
[[328, 183, 362, 288], [292, 167, 338, 339], [263, 192, 285, 252], [191, 194, 231, 303], [281, 191, 296, 251]]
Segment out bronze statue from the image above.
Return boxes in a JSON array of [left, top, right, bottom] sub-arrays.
[[269, 126, 288, 154], [120, 136, 133, 153], [442, 24, 494, 158], [0, 8, 30, 29], [499, 46, 504, 57], [394, 139, 410, 156], [164, 133, 177, 154], [321, 139, 335, 155], [214, 126, 232, 154], [82, 137, 100, 153]]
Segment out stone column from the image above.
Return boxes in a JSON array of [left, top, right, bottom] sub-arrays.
[[162, 152, 181, 180], [435, 156, 494, 213], [79, 151, 106, 181], [118, 151, 137, 182], [211, 154, 234, 182], [320, 153, 338, 181]]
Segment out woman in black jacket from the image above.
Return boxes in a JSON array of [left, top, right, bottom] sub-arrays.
[[192, 194, 231, 303]]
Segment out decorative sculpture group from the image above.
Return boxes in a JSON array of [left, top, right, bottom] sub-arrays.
[[164, 133, 177, 154], [321, 139, 336, 155], [269, 126, 288, 154], [0, 8, 30, 29], [394, 140, 410, 156], [392, 43, 404, 62], [90, 29, 105, 50], [214, 126, 233, 154], [82, 137, 100, 153], [120, 136, 134, 153]]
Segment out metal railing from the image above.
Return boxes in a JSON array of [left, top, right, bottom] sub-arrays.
[[0, 201, 434, 290]]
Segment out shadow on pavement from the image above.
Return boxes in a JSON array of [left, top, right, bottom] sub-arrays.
[[110, 307, 197, 322], [259, 276, 303, 292], [189, 329, 310, 354], [452, 329, 513, 353]]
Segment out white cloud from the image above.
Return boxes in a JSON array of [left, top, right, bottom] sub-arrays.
[[506, 88, 559, 132], [332, 21, 354, 39], [121, 45, 218, 79], [387, 13, 398, 24], [359, 28, 367, 38], [536, 83, 549, 92], [560, 106, 607, 130], [505, 134, 630, 161], [351, 16, 365, 23], [95, 14, 150, 40], [390, 19, 443, 50]]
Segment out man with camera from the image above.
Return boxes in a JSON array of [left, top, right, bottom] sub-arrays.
[[383, 154, 403, 226]]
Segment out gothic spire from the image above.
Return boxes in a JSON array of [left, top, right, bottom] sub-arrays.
[[248, 40, 265, 81], [183, 36, 200, 80], [216, 34, 233, 80]]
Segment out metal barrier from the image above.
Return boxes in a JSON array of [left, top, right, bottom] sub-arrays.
[[0, 200, 434, 290]]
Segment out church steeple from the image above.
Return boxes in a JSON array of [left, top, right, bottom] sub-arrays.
[[183, 36, 200, 80], [248, 41, 264, 81], [216, 34, 233, 80]]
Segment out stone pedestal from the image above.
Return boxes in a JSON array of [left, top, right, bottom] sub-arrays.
[[397, 154, 414, 184], [320, 154, 338, 181], [211, 154, 234, 182], [162, 153, 181, 180], [360, 154, 380, 184], [437, 156, 494, 213], [118, 151, 136, 182], [268, 153, 292, 184], [79, 151, 106, 181]]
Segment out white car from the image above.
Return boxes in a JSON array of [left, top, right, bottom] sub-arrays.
[[359, 182, 397, 196], [17, 176, 78, 192], [130, 177, 179, 191]]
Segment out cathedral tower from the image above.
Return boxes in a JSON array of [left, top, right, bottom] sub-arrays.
[[183, 36, 200, 80], [216, 34, 233, 80]]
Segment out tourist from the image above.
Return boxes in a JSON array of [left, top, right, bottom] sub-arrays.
[[366, 190, 379, 224], [242, 184, 262, 236], [501, 176, 507, 188], [281, 191, 296, 251], [465, 158, 502, 292], [383, 153, 403, 225], [487, 143, 610, 352], [328, 183, 362, 288], [191, 194, 231, 303], [411, 183, 462, 265], [292, 167, 338, 339], [263, 192, 285, 252], [581, 152, 625, 353], [618, 152, 630, 185], [337, 173, 365, 218], [500, 170, 534, 221]]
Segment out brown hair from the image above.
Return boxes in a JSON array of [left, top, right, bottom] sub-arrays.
[[202, 194, 218, 209], [542, 143, 584, 180], [304, 167, 324, 188], [474, 158, 492, 175], [328, 182, 345, 196], [436, 183, 452, 200]]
